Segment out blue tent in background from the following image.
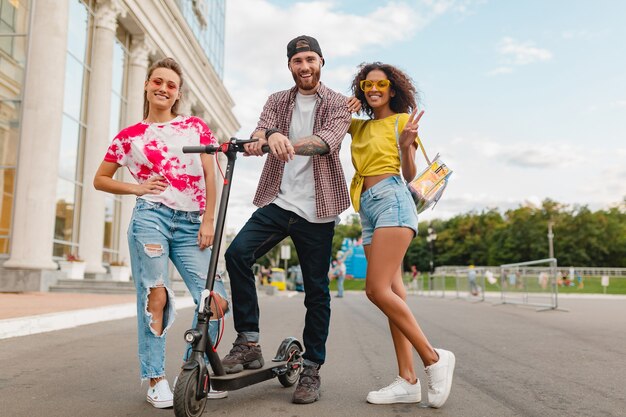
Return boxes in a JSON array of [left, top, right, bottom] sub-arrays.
[[341, 238, 367, 279]]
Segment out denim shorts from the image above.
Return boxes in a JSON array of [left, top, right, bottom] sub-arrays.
[[359, 175, 418, 245]]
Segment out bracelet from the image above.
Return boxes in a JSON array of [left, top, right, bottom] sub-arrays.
[[265, 128, 280, 140]]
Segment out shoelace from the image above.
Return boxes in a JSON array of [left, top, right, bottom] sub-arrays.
[[224, 344, 247, 359], [299, 369, 319, 389], [379, 376, 405, 391], [425, 369, 436, 391], [151, 381, 170, 399]]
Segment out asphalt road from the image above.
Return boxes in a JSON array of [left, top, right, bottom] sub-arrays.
[[1, 292, 625, 417]]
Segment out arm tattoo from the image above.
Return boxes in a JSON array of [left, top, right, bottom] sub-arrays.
[[293, 135, 330, 156]]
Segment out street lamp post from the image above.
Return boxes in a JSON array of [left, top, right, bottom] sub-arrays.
[[426, 226, 437, 289], [547, 221, 555, 259]]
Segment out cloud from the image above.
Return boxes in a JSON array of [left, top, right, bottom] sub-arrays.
[[422, 0, 487, 16], [223, 0, 477, 136], [486, 66, 513, 76], [561, 29, 608, 40], [494, 37, 552, 67], [469, 138, 586, 168]]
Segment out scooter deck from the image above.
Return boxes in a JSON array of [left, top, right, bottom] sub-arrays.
[[210, 360, 289, 391]]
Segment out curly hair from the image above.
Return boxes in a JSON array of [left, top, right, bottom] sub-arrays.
[[350, 62, 419, 119], [143, 57, 184, 120]]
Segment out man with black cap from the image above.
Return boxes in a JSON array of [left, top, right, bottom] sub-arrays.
[[223, 35, 353, 404]]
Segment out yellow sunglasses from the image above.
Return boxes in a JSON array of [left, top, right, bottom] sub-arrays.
[[359, 79, 391, 92]]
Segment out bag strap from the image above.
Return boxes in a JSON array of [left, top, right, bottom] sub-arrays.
[[394, 114, 431, 165]]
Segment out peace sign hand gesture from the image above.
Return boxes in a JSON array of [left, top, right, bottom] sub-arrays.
[[399, 108, 424, 151]]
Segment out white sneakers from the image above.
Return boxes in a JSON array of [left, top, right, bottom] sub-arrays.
[[147, 376, 228, 408], [367, 348, 455, 408], [206, 386, 228, 399], [147, 379, 173, 409], [425, 348, 456, 408], [367, 376, 421, 404], [173, 375, 228, 400]]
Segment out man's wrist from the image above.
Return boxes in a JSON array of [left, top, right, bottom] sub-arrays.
[[265, 128, 280, 140]]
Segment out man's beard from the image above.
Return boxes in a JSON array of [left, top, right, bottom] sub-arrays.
[[291, 67, 321, 91]]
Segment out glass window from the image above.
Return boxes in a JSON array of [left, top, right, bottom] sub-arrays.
[[58, 115, 80, 181], [63, 55, 87, 121], [0, 101, 19, 166], [0, 0, 16, 55], [55, 0, 94, 259], [67, 0, 88, 61], [0, 0, 31, 255], [54, 178, 76, 242], [0, 167, 15, 253], [103, 195, 114, 247], [174, 0, 225, 77], [103, 34, 128, 263]]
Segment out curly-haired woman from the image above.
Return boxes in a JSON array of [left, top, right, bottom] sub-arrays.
[[348, 62, 455, 408]]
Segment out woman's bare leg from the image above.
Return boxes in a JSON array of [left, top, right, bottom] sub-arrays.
[[365, 227, 438, 367], [365, 246, 417, 382]]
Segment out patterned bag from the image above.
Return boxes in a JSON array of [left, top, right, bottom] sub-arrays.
[[395, 116, 453, 214]]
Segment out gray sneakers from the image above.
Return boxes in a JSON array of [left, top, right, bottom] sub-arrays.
[[222, 334, 265, 374], [292, 363, 321, 404], [425, 348, 455, 408]]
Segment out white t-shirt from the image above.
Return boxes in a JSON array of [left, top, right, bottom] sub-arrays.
[[104, 115, 216, 212], [273, 93, 335, 223]]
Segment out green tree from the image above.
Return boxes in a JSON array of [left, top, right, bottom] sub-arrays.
[[332, 214, 362, 257]]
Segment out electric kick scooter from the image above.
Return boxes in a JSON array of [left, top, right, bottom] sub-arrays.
[[173, 138, 303, 417]]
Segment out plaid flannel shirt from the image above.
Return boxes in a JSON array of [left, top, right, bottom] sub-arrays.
[[253, 83, 351, 218]]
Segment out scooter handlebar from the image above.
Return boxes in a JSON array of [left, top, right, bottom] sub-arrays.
[[182, 145, 216, 154], [183, 138, 270, 154]]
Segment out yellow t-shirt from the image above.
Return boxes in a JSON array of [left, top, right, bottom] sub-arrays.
[[348, 113, 414, 211]]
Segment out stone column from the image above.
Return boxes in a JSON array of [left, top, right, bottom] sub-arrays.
[[78, 0, 126, 274], [3, 0, 71, 270], [116, 35, 155, 266], [178, 89, 197, 116]]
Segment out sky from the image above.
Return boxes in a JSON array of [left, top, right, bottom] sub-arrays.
[[220, 0, 626, 233]]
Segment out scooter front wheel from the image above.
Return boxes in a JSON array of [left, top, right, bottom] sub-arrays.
[[278, 342, 303, 387], [173, 368, 207, 417]]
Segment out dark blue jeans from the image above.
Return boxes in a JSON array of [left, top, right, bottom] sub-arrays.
[[224, 204, 335, 365]]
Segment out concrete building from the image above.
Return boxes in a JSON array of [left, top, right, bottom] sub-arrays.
[[0, 0, 239, 291]]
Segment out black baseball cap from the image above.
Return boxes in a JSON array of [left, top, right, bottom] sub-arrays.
[[287, 35, 324, 65]]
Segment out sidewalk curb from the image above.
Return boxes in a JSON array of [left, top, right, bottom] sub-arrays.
[[0, 296, 196, 340]]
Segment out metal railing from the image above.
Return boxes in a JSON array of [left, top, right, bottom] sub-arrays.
[[435, 265, 626, 277], [497, 258, 564, 311]]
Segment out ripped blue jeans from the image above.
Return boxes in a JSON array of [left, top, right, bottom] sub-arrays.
[[128, 198, 230, 380]]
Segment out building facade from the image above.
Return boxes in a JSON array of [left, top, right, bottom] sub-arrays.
[[0, 0, 239, 290]]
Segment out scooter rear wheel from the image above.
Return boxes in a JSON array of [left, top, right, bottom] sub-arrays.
[[278, 342, 303, 387], [173, 368, 207, 417]]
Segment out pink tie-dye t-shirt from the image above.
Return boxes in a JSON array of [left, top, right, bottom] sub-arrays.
[[104, 115, 217, 212]]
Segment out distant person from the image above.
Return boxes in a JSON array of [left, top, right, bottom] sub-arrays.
[[409, 265, 420, 292], [468, 265, 479, 296], [576, 272, 584, 289], [559, 270, 572, 287], [335, 251, 347, 298], [347, 62, 455, 408], [93, 57, 229, 407], [293, 264, 304, 292], [538, 271, 549, 290], [222, 35, 356, 404], [507, 270, 518, 288]]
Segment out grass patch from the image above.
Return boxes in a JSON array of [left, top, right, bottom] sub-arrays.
[[327, 274, 626, 295]]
